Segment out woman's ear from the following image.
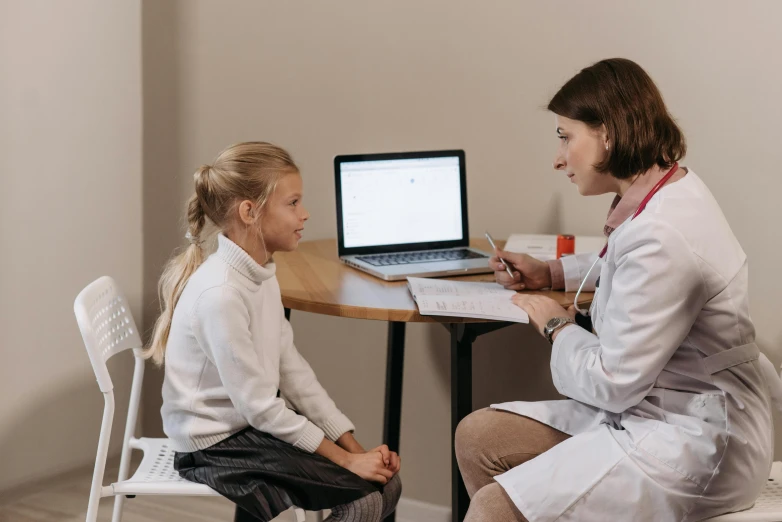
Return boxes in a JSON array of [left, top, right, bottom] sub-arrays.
[[237, 200, 256, 226], [599, 124, 610, 150]]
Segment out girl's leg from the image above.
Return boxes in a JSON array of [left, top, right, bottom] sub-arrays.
[[455, 408, 570, 496], [325, 474, 401, 522], [379, 475, 402, 520], [464, 483, 527, 522], [325, 491, 383, 522]]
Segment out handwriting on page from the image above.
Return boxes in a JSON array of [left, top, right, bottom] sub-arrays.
[[409, 278, 514, 297], [406, 277, 529, 323], [417, 295, 528, 322]]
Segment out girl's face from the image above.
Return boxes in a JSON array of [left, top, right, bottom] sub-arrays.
[[552, 115, 615, 196], [259, 171, 309, 255]]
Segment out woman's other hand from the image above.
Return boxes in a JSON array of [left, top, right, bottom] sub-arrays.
[[512, 294, 571, 339]]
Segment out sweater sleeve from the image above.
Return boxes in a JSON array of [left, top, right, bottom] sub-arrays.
[[191, 286, 324, 453], [278, 315, 355, 442]]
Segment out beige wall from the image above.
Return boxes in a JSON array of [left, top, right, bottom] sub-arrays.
[[134, 0, 782, 508], [0, 1, 142, 492]]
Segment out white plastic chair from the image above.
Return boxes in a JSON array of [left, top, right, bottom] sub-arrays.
[[704, 461, 782, 521], [74, 276, 309, 522]]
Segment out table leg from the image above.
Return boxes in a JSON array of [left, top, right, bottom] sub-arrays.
[[285, 307, 291, 321], [382, 322, 406, 522], [450, 324, 474, 522], [442, 321, 512, 522]]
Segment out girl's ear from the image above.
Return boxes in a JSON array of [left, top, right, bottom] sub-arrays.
[[237, 200, 256, 226]]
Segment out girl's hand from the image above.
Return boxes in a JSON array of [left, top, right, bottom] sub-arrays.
[[368, 444, 401, 475], [511, 294, 572, 339], [335, 436, 401, 476], [387, 450, 401, 475], [344, 451, 394, 485]]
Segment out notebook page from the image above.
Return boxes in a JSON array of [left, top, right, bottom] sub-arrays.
[[407, 277, 515, 298], [414, 294, 529, 323]]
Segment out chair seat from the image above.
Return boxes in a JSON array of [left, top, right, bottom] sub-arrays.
[[110, 437, 218, 496], [706, 462, 782, 521]]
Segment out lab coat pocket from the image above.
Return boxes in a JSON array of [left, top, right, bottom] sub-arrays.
[[636, 391, 728, 491], [684, 392, 729, 426]]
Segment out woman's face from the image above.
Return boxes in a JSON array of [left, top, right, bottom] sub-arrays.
[[553, 115, 615, 196]]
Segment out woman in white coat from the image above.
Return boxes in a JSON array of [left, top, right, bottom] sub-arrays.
[[455, 58, 781, 522]]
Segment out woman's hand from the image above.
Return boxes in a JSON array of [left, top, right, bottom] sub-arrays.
[[344, 450, 395, 485], [511, 294, 575, 339], [491, 248, 552, 291]]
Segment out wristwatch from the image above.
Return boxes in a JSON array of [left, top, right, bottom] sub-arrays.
[[544, 317, 576, 344]]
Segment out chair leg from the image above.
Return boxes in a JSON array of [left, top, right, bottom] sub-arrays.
[[86, 393, 116, 522], [111, 495, 125, 522]]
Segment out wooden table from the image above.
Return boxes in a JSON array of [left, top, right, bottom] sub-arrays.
[[274, 238, 593, 522]]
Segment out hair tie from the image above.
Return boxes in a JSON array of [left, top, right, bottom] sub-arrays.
[[185, 231, 203, 246]]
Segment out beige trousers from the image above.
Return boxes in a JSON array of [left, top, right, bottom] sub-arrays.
[[455, 408, 571, 522]]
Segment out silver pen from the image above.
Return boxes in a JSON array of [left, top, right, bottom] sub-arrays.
[[485, 231, 515, 279]]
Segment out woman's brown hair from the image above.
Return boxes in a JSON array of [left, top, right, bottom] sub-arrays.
[[548, 58, 686, 179]]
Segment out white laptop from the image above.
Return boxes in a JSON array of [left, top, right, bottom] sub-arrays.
[[334, 149, 492, 281]]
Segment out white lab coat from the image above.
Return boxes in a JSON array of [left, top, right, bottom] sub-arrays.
[[493, 171, 782, 522]]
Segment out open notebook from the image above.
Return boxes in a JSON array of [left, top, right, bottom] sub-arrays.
[[407, 277, 529, 323]]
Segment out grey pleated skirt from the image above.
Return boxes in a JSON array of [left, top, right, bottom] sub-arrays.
[[173, 427, 381, 522]]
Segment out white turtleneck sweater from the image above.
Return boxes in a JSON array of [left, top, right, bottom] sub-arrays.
[[161, 234, 355, 453]]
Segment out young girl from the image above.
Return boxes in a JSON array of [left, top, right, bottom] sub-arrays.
[[145, 142, 402, 522]]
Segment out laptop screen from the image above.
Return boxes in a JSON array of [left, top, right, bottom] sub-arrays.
[[335, 151, 467, 254]]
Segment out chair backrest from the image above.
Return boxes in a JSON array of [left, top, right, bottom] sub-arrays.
[[74, 276, 143, 392]]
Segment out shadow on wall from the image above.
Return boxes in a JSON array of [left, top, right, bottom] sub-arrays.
[[538, 191, 563, 238], [141, 0, 184, 437], [0, 353, 134, 493]]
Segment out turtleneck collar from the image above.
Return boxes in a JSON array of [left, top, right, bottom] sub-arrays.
[[216, 233, 276, 285]]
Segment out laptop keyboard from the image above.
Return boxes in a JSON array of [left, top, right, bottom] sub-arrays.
[[357, 249, 488, 266]]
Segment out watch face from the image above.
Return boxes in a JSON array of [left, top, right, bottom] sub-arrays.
[[546, 317, 564, 331]]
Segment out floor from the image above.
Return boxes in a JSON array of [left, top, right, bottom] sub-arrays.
[[0, 457, 242, 522]]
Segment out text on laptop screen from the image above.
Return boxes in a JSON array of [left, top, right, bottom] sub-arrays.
[[340, 156, 463, 248]]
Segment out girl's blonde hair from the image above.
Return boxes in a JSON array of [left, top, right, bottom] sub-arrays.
[[144, 141, 299, 365]]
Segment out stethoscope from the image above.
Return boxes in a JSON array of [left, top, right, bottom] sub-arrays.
[[573, 162, 679, 316]]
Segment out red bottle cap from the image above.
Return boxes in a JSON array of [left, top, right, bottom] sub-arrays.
[[557, 234, 575, 259]]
